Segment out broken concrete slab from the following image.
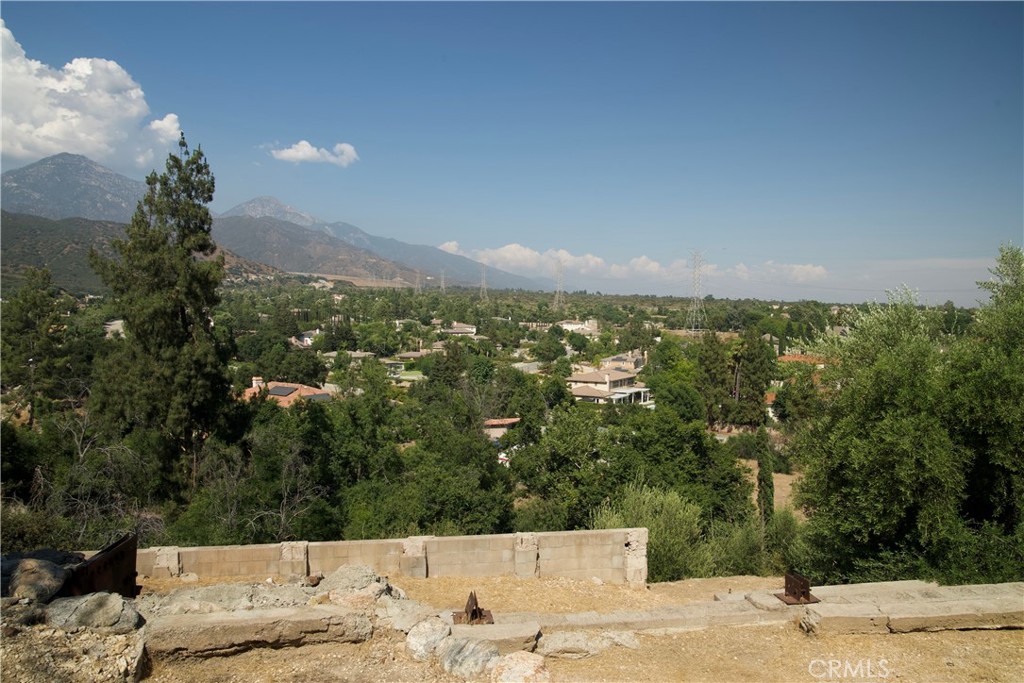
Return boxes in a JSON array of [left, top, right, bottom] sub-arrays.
[[146, 606, 372, 658], [882, 596, 1024, 633], [800, 603, 889, 635], [451, 620, 540, 654], [745, 591, 789, 612], [810, 580, 938, 604]]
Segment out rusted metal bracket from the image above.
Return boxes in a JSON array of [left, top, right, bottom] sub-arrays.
[[59, 533, 139, 599], [775, 572, 820, 605], [452, 591, 494, 624]]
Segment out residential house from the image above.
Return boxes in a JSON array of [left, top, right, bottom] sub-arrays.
[[566, 369, 651, 405], [242, 377, 332, 407], [291, 328, 321, 348], [556, 319, 600, 337], [483, 417, 521, 442], [599, 349, 645, 372]]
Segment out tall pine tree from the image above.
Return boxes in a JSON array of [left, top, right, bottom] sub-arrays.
[[90, 134, 230, 492]]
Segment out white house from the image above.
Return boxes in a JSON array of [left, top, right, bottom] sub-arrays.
[[566, 369, 651, 405]]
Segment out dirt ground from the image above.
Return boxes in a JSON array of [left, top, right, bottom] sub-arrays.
[[140, 574, 1024, 683], [740, 458, 802, 517]]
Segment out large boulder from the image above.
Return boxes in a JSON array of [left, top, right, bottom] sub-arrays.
[[491, 651, 551, 683], [437, 636, 501, 678], [406, 616, 451, 661], [315, 565, 379, 593], [10, 559, 68, 602], [46, 592, 143, 634]]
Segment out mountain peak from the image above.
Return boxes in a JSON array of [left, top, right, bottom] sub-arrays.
[[1, 153, 145, 222], [222, 196, 321, 227]]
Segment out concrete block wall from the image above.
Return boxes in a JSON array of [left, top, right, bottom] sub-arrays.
[[308, 538, 404, 576], [425, 534, 516, 577], [137, 528, 647, 587]]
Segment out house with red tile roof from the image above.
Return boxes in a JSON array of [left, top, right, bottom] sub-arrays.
[[242, 377, 332, 408]]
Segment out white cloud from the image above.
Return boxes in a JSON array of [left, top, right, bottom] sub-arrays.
[[726, 260, 828, 283], [438, 241, 465, 255], [438, 241, 695, 285], [270, 140, 359, 167], [0, 20, 181, 169]]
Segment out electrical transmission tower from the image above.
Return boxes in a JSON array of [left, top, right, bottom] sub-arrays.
[[479, 264, 489, 302], [414, 270, 422, 295], [440, 270, 446, 294], [685, 250, 709, 335], [552, 261, 565, 312]]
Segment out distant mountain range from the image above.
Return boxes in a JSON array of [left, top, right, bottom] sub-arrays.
[[0, 210, 277, 295], [219, 196, 541, 291], [1, 154, 544, 292], [213, 214, 419, 285]]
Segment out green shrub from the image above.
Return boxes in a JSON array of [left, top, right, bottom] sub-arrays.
[[590, 482, 712, 582], [0, 502, 74, 553], [710, 519, 764, 576]]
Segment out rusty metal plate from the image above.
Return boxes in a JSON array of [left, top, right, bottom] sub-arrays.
[[452, 590, 494, 625], [775, 571, 820, 605], [59, 533, 139, 599]]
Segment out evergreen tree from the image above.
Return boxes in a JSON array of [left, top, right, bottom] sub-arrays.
[[729, 328, 776, 426], [755, 427, 775, 527], [0, 268, 69, 402], [694, 331, 732, 425], [89, 135, 230, 491]]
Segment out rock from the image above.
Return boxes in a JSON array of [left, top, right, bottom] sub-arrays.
[[376, 595, 436, 633], [603, 630, 640, 649], [10, 558, 68, 602], [406, 616, 451, 661], [491, 651, 551, 683], [46, 592, 143, 634], [146, 606, 372, 658], [0, 601, 45, 627], [162, 599, 225, 615], [316, 564, 378, 593], [437, 636, 501, 678], [328, 581, 387, 610], [180, 572, 199, 583], [536, 630, 613, 659]]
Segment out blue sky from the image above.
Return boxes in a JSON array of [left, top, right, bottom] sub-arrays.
[[2, 1, 1021, 306]]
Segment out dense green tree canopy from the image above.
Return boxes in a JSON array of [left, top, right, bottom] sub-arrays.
[[88, 135, 230, 483]]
